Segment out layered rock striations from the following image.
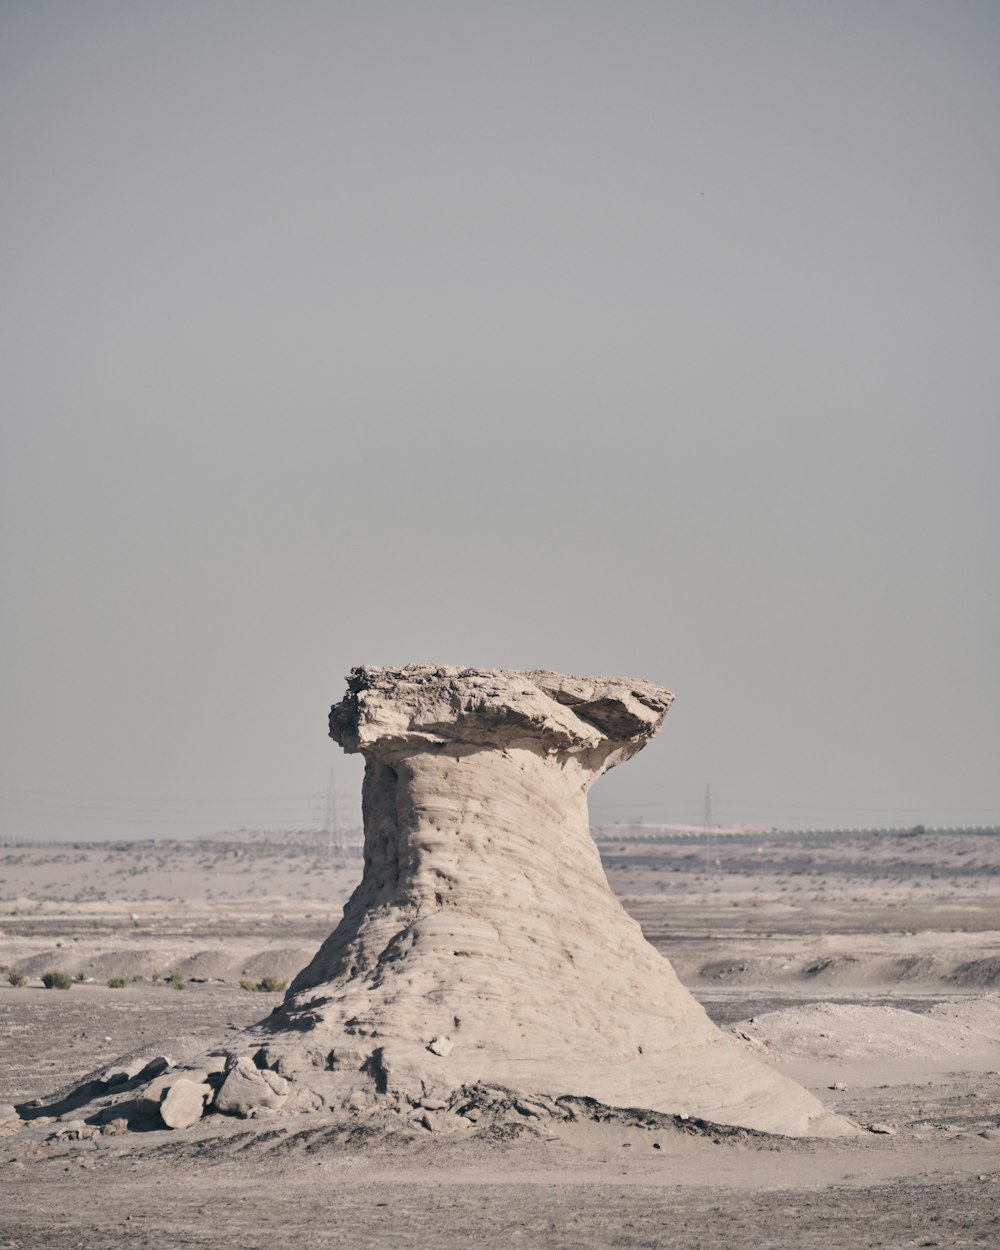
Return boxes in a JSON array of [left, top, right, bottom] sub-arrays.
[[254, 664, 853, 1136]]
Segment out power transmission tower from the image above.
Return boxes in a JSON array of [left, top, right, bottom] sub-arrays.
[[325, 766, 344, 866], [702, 782, 721, 877]]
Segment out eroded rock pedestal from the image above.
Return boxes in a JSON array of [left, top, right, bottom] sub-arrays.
[[252, 664, 853, 1136]]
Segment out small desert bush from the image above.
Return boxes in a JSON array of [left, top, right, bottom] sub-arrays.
[[107, 977, 127, 989], [41, 970, 72, 990], [241, 975, 287, 993], [74, 971, 87, 983], [6, 970, 27, 988], [170, 973, 185, 990]]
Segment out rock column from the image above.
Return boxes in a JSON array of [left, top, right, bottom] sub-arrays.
[[261, 665, 852, 1137]]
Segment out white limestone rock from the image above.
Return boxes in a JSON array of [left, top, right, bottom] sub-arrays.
[[257, 665, 856, 1138], [136, 1069, 210, 1116], [159, 1078, 211, 1130], [214, 1058, 289, 1117]]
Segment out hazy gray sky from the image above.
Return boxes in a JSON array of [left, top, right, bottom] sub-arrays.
[[2, 1, 998, 840]]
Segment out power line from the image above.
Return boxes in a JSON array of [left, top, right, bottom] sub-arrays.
[[8, 784, 990, 818], [590, 798, 999, 813]]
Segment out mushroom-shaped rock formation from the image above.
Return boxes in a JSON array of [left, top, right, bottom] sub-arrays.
[[257, 665, 854, 1137]]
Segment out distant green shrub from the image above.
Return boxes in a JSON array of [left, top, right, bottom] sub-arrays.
[[107, 977, 126, 989], [41, 970, 72, 990], [74, 971, 87, 983], [6, 970, 26, 988], [170, 973, 185, 991], [240, 975, 287, 993]]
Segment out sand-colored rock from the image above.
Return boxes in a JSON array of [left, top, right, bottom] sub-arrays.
[[214, 1058, 289, 1117], [256, 665, 855, 1136], [137, 1068, 210, 1115], [160, 1078, 212, 1129]]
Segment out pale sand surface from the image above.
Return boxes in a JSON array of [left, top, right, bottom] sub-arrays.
[[1, 829, 998, 1248]]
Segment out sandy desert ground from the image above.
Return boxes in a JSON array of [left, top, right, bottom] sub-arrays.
[[1, 827, 998, 1249]]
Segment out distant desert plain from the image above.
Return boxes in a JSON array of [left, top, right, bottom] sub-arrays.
[[1, 826, 998, 1249]]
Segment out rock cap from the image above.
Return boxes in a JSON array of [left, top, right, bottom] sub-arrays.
[[329, 664, 674, 764]]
